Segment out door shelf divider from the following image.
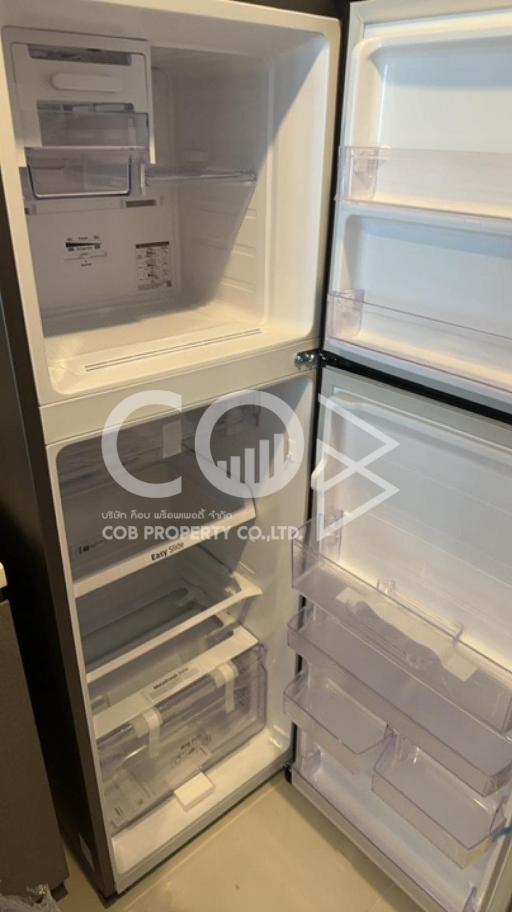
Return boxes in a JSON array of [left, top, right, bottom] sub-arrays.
[[340, 146, 512, 223], [72, 498, 255, 599], [326, 290, 512, 393], [86, 571, 261, 686], [284, 668, 391, 774], [372, 735, 508, 869]]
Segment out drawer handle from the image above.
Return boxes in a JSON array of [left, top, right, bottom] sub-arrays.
[[51, 73, 124, 93]]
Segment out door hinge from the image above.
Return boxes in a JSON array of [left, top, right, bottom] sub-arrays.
[[294, 349, 320, 368]]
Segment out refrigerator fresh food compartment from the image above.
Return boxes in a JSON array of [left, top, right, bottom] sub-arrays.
[[288, 604, 512, 797], [78, 546, 261, 676], [294, 737, 482, 912], [372, 735, 508, 869], [284, 667, 390, 773], [340, 147, 512, 220], [292, 519, 512, 736], [326, 290, 512, 393], [95, 634, 265, 833]]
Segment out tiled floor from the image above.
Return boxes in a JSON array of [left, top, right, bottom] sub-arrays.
[[59, 773, 419, 912]]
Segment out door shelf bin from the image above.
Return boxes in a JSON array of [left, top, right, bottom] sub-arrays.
[[288, 605, 512, 796], [372, 736, 507, 869], [292, 520, 512, 736], [284, 669, 390, 773], [326, 291, 512, 392], [95, 632, 265, 833], [340, 146, 512, 220]]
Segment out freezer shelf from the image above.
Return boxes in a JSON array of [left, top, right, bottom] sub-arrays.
[[79, 546, 261, 679], [340, 147, 512, 221], [284, 668, 390, 774], [326, 290, 512, 394], [95, 631, 265, 833], [288, 604, 512, 796], [292, 520, 512, 736], [372, 735, 507, 870]]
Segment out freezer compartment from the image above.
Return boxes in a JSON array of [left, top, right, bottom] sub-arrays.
[[95, 628, 265, 833], [284, 667, 389, 774], [288, 604, 512, 796], [78, 545, 261, 675], [372, 735, 507, 870], [340, 147, 512, 220], [292, 520, 512, 736], [326, 290, 512, 394]]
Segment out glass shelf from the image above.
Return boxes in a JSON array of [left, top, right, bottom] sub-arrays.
[[326, 290, 512, 394], [284, 668, 390, 774], [340, 146, 512, 221], [373, 736, 507, 869], [143, 165, 256, 185]]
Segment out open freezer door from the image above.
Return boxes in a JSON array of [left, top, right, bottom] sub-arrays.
[[285, 366, 512, 912], [324, 0, 512, 412]]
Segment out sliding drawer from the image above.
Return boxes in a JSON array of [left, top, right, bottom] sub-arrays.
[[284, 668, 389, 774], [288, 604, 512, 796], [94, 622, 265, 833], [372, 735, 507, 869]]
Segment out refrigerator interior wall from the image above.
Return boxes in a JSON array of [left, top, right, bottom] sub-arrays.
[[0, 9, 337, 402], [49, 375, 313, 888], [326, 5, 512, 404], [288, 368, 512, 912]]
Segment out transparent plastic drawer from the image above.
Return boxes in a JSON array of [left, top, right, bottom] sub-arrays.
[[26, 148, 135, 198], [288, 605, 512, 796], [293, 520, 512, 735], [284, 668, 390, 773], [372, 736, 507, 868], [95, 638, 265, 832], [37, 106, 149, 148]]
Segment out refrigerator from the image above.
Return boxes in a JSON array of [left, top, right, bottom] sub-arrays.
[[0, 2, 511, 911]]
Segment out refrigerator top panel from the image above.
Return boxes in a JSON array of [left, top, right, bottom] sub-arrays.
[[326, 0, 512, 410], [0, 3, 339, 405]]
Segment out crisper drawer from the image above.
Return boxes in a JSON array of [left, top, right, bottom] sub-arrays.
[[94, 625, 265, 833], [372, 735, 507, 870], [284, 668, 390, 774], [288, 604, 512, 797]]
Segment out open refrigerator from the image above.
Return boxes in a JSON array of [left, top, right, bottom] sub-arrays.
[[1, 2, 512, 911]]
